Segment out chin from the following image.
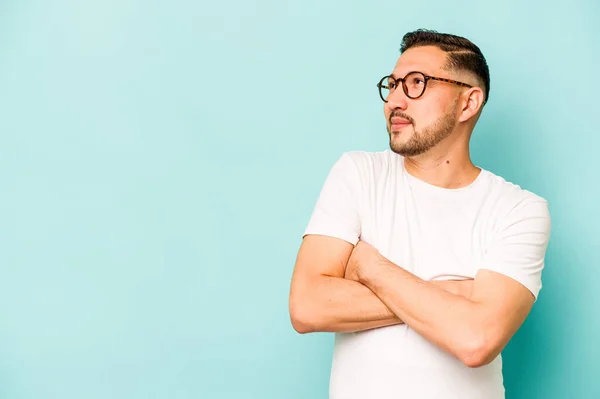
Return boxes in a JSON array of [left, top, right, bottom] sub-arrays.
[[389, 130, 412, 144], [389, 139, 407, 154]]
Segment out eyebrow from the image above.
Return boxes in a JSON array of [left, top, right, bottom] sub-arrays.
[[389, 70, 432, 79]]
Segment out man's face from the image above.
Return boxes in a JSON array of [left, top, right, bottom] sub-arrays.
[[384, 46, 463, 157]]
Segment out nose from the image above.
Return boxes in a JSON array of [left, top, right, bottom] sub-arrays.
[[385, 86, 408, 111]]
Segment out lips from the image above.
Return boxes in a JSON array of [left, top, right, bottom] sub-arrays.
[[390, 117, 411, 125]]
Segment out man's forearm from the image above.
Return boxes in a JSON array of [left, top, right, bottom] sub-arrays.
[[291, 275, 401, 334], [290, 275, 470, 334]]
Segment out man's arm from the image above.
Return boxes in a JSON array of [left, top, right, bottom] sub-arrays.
[[354, 250, 532, 367], [289, 235, 399, 333], [288, 234, 473, 334], [346, 201, 551, 367]]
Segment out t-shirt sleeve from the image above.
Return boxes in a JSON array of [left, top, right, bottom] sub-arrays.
[[477, 199, 551, 301], [302, 153, 363, 245]]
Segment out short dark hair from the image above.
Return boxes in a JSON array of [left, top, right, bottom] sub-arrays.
[[400, 29, 490, 105]]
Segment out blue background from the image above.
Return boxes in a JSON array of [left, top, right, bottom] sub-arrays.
[[1, 0, 598, 398]]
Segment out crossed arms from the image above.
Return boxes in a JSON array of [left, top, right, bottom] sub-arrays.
[[288, 234, 539, 368]]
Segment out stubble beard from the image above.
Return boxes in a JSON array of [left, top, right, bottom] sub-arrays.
[[388, 102, 459, 157]]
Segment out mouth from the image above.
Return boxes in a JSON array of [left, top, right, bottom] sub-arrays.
[[390, 117, 412, 130]]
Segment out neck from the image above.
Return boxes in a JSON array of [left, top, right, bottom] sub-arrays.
[[403, 134, 480, 189]]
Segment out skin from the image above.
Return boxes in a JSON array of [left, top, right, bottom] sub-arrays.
[[289, 45, 537, 368], [384, 45, 484, 189]]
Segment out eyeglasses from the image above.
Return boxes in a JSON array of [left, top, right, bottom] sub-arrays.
[[377, 71, 473, 103]]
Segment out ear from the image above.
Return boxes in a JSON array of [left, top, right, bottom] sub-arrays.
[[458, 87, 485, 122]]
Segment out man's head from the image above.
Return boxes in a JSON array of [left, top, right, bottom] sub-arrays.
[[380, 29, 490, 157]]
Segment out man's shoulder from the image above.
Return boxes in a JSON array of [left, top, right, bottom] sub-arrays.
[[481, 169, 550, 219]]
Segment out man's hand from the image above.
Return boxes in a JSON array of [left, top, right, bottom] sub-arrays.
[[344, 241, 382, 282]]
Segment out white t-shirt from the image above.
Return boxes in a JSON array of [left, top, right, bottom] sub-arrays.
[[303, 149, 551, 399]]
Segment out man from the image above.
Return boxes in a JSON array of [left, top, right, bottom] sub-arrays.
[[288, 29, 551, 399]]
